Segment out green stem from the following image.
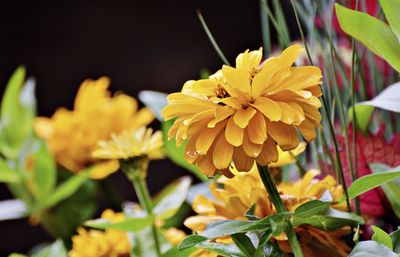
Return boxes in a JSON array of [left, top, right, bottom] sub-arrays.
[[257, 164, 304, 257], [123, 159, 161, 257]]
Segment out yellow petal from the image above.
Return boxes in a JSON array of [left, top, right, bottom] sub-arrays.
[[196, 123, 225, 154], [225, 117, 243, 147], [251, 58, 279, 98], [232, 147, 254, 171], [256, 137, 278, 165], [265, 120, 299, 151], [208, 106, 235, 128], [233, 106, 257, 128], [247, 112, 267, 144], [242, 130, 263, 157], [221, 66, 251, 94], [299, 119, 317, 142], [235, 48, 263, 72], [277, 66, 322, 92], [90, 160, 120, 179], [278, 44, 304, 67], [213, 134, 234, 169], [251, 97, 282, 121]]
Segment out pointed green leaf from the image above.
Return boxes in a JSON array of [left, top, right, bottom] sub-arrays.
[[335, 4, 400, 72], [231, 233, 255, 257], [372, 226, 393, 250], [196, 241, 247, 257], [390, 227, 400, 253], [380, 0, 400, 41], [31, 240, 67, 257], [178, 235, 208, 250], [348, 105, 374, 133], [348, 166, 400, 200], [85, 215, 153, 232], [0, 159, 19, 183]]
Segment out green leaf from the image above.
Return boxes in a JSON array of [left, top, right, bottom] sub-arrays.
[[348, 166, 400, 200], [380, 0, 400, 41], [178, 235, 208, 250], [357, 82, 400, 113], [0, 158, 19, 183], [231, 233, 255, 257], [348, 105, 374, 133], [153, 176, 192, 220], [390, 227, 400, 253], [335, 4, 400, 72], [372, 226, 393, 250], [42, 168, 91, 209], [39, 171, 96, 241], [85, 215, 153, 232], [292, 201, 364, 230], [162, 120, 205, 181], [161, 247, 196, 257], [30, 139, 56, 201], [349, 241, 398, 257], [0, 67, 36, 159], [293, 200, 330, 218], [31, 240, 67, 257], [195, 241, 247, 257], [138, 91, 168, 122], [8, 254, 27, 257]]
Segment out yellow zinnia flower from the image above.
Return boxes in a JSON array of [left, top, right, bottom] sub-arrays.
[[34, 77, 154, 179], [184, 168, 349, 257], [69, 209, 131, 257], [92, 127, 164, 161], [162, 45, 322, 177]]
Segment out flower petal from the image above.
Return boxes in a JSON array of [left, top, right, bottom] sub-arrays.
[[196, 123, 225, 154], [299, 119, 317, 142], [256, 137, 278, 165], [233, 147, 254, 171], [247, 111, 267, 144], [251, 97, 282, 121], [265, 120, 299, 151], [213, 134, 234, 169], [278, 44, 304, 67], [242, 130, 263, 157], [225, 117, 244, 147], [233, 106, 257, 128], [222, 66, 251, 94]]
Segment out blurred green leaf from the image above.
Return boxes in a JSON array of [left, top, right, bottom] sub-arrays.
[[31, 240, 67, 257], [153, 176, 191, 220], [372, 226, 393, 250], [292, 200, 330, 218], [39, 171, 96, 241], [335, 4, 400, 72], [357, 82, 400, 113], [348, 165, 400, 200], [0, 67, 36, 159], [161, 247, 196, 257], [138, 91, 168, 122], [162, 120, 205, 181], [349, 241, 397, 257], [231, 233, 255, 257], [85, 215, 153, 232], [30, 139, 56, 201], [8, 254, 27, 257], [0, 158, 19, 183], [348, 105, 374, 133], [42, 167, 91, 209], [194, 241, 247, 257], [130, 225, 171, 257], [390, 227, 400, 253], [178, 235, 207, 250], [380, 0, 400, 41]]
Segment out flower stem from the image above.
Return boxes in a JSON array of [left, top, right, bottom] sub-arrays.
[[257, 164, 304, 257], [122, 159, 161, 257]]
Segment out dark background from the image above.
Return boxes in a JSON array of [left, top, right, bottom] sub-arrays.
[[0, 0, 296, 254]]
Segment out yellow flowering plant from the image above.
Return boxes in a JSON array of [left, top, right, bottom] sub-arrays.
[[3, 0, 400, 257]]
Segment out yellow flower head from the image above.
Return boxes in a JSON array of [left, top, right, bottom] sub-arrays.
[[92, 127, 164, 161], [69, 209, 130, 257], [34, 77, 154, 179], [184, 169, 349, 257], [162, 45, 322, 177]]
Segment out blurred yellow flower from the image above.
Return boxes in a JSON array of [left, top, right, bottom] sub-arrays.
[[69, 209, 130, 257], [162, 45, 322, 177], [92, 127, 164, 161], [184, 169, 349, 257], [34, 77, 154, 179]]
